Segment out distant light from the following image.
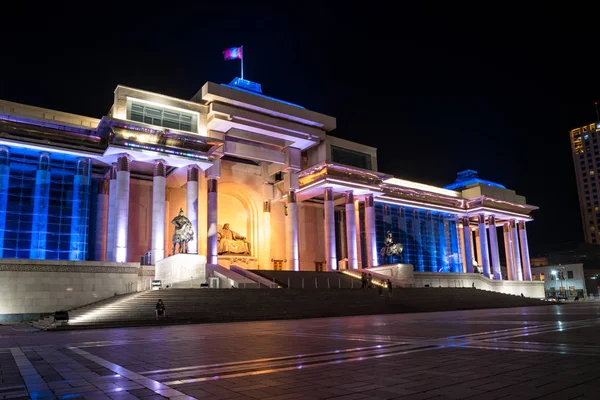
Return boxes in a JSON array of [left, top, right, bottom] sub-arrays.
[[585, 135, 589, 140], [551, 270, 558, 276]]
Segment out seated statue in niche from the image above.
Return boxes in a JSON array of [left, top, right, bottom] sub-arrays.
[[217, 223, 251, 255]]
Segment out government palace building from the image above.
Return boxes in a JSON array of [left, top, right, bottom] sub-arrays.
[[0, 78, 542, 320]]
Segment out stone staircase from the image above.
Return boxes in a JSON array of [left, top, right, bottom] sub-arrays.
[[34, 283, 551, 330]]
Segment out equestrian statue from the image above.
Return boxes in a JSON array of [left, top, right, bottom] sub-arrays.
[[171, 208, 194, 255], [380, 231, 404, 264]]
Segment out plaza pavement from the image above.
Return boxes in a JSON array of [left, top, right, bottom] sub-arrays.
[[1, 302, 599, 399]]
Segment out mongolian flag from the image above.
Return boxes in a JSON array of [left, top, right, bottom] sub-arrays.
[[223, 46, 243, 60]]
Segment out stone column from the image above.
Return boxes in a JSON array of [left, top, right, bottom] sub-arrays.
[[510, 219, 523, 281], [151, 160, 166, 265], [262, 200, 271, 268], [286, 190, 299, 271], [355, 198, 363, 269], [30, 152, 51, 259], [324, 188, 337, 270], [345, 191, 358, 269], [457, 219, 467, 272], [364, 195, 377, 268], [207, 178, 218, 264], [69, 158, 91, 261], [95, 179, 109, 261], [518, 221, 532, 280], [503, 223, 514, 280], [336, 209, 347, 265], [0, 147, 10, 259], [105, 165, 118, 262], [186, 166, 199, 254], [477, 214, 491, 278], [115, 154, 131, 263], [487, 215, 502, 280], [461, 217, 474, 273]]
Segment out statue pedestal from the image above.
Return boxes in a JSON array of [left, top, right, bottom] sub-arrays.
[[218, 255, 258, 269], [155, 253, 207, 288]]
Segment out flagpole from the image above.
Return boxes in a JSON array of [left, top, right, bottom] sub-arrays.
[[241, 45, 244, 80]]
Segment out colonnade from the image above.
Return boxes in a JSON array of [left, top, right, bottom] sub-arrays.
[[460, 214, 532, 281]]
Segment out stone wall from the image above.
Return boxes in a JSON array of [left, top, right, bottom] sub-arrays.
[[0, 260, 139, 322], [414, 272, 546, 298]]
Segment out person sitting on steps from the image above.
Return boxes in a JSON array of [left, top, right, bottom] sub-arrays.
[[155, 299, 166, 320]]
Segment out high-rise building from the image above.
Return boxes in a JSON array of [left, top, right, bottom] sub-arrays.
[[570, 121, 600, 243]]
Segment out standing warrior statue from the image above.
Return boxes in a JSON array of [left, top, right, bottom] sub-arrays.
[[380, 231, 404, 264], [171, 208, 194, 255]]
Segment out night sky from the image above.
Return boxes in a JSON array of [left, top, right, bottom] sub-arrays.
[[1, 3, 599, 255]]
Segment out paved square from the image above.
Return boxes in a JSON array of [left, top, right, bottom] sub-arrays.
[[1, 303, 600, 399]]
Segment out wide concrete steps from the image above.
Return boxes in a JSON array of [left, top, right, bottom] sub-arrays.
[[45, 287, 551, 330]]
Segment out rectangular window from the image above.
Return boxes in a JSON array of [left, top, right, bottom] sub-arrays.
[[273, 260, 284, 270], [540, 273, 545, 281], [567, 271, 574, 279], [331, 145, 372, 170], [126, 99, 198, 133]]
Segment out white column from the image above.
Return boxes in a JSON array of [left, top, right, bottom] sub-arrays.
[[457, 219, 467, 272], [186, 166, 199, 254], [95, 179, 108, 261], [511, 219, 523, 281], [262, 200, 271, 268], [30, 152, 51, 259], [151, 160, 166, 264], [207, 178, 218, 264], [461, 217, 474, 273], [115, 154, 131, 263], [105, 165, 117, 262], [354, 198, 363, 269], [364, 194, 377, 267], [477, 214, 491, 278], [488, 215, 502, 280], [69, 158, 91, 261], [503, 223, 514, 280], [286, 190, 299, 271], [518, 221, 532, 280], [345, 191, 358, 269], [324, 187, 337, 270]]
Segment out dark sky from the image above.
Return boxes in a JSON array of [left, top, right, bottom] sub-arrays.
[[1, 3, 599, 255]]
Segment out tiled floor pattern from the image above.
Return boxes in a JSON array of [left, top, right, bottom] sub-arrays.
[[1, 303, 600, 399]]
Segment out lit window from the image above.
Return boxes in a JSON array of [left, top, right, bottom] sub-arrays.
[[591, 171, 595, 175], [540, 273, 545, 281], [127, 100, 198, 133]]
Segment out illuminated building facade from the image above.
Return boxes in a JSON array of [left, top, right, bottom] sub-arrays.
[[570, 121, 600, 244], [0, 78, 537, 281]]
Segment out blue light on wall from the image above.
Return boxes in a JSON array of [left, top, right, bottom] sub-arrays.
[[69, 159, 91, 261], [0, 148, 9, 258], [30, 153, 51, 259], [445, 169, 506, 190], [375, 203, 462, 273], [1, 148, 92, 261]]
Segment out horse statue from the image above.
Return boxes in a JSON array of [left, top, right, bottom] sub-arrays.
[[380, 231, 404, 264], [171, 208, 194, 255]]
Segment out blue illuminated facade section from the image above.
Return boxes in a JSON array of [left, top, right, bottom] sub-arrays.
[[375, 202, 462, 273], [1, 148, 92, 260], [445, 169, 506, 190], [223, 78, 306, 109]]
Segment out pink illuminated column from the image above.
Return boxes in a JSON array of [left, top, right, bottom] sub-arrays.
[[151, 160, 166, 264], [503, 223, 514, 280], [105, 164, 118, 262], [518, 221, 532, 280], [115, 154, 131, 263], [510, 219, 523, 281], [186, 166, 199, 254], [477, 214, 491, 278], [345, 191, 358, 269], [207, 178, 218, 264], [365, 194, 378, 267], [487, 215, 502, 280], [286, 190, 299, 271], [95, 179, 109, 261], [461, 217, 474, 273], [324, 187, 337, 270]]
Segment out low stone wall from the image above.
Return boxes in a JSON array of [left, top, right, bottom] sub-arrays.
[[0, 259, 139, 322], [413, 272, 545, 298]]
